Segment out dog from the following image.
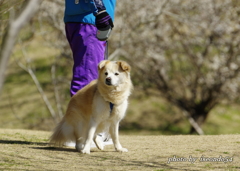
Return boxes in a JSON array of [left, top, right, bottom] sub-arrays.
[[50, 60, 133, 154]]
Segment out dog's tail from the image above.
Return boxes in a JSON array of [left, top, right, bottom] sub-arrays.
[[49, 119, 74, 147]]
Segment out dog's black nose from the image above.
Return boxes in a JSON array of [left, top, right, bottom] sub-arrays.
[[106, 77, 112, 85]]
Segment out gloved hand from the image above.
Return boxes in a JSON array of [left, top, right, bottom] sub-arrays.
[[95, 10, 114, 30]]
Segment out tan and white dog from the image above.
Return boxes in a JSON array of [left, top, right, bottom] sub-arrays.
[[50, 60, 133, 154]]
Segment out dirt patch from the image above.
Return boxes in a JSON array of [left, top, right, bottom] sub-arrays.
[[0, 129, 239, 170]]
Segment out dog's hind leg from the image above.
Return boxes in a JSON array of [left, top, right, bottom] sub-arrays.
[[74, 122, 86, 151], [81, 119, 98, 154], [75, 137, 84, 151]]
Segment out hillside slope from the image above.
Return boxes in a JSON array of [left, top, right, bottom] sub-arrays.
[[0, 129, 239, 170]]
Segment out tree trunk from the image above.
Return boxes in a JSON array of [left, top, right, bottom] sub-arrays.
[[190, 112, 209, 134]]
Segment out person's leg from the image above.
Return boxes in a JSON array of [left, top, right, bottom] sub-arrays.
[[65, 23, 107, 96], [65, 23, 112, 148]]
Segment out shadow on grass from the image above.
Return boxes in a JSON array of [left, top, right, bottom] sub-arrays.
[[32, 146, 78, 153], [0, 139, 77, 152], [90, 155, 199, 171], [0, 140, 47, 146]]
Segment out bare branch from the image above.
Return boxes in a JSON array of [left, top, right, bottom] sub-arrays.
[[0, 0, 42, 95], [17, 40, 58, 123], [51, 58, 64, 119]]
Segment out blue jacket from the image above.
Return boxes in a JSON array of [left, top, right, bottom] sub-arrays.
[[64, 0, 116, 24]]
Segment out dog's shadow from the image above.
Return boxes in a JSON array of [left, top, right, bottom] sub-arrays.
[[0, 139, 77, 152], [0, 139, 47, 146], [0, 139, 106, 153], [32, 146, 78, 152]]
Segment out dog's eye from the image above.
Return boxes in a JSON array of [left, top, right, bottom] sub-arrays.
[[105, 72, 108, 76], [115, 73, 119, 76]]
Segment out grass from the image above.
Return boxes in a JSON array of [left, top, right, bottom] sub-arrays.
[[0, 129, 240, 171], [203, 104, 240, 135]]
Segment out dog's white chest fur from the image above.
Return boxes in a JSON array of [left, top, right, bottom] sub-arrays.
[[92, 92, 128, 123]]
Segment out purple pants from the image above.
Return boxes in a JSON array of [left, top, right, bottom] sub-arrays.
[[65, 23, 107, 96]]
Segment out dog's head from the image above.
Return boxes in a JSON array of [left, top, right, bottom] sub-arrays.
[[98, 60, 131, 87]]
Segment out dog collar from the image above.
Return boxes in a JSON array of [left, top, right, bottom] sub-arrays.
[[109, 102, 114, 113]]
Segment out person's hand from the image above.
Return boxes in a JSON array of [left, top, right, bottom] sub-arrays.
[[95, 10, 114, 30]]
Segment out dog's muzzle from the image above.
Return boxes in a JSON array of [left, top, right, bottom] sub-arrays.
[[105, 77, 112, 85]]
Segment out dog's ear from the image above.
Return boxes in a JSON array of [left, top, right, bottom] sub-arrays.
[[98, 60, 110, 70], [118, 61, 131, 72]]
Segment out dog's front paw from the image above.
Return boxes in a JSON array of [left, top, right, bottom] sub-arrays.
[[116, 147, 128, 153], [80, 147, 91, 154], [81, 149, 90, 154]]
